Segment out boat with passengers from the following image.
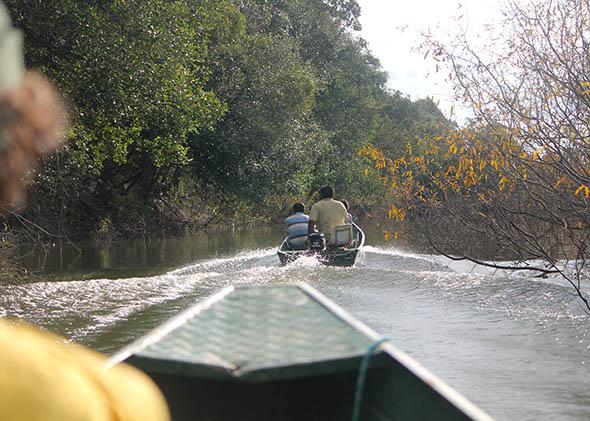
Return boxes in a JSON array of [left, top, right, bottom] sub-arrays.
[[277, 222, 365, 266]]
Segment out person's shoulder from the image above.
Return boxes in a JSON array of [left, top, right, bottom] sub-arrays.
[[327, 198, 344, 207], [287, 212, 309, 221], [309, 203, 319, 219]]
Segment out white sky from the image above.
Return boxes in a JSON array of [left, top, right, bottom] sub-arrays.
[[356, 0, 503, 122]]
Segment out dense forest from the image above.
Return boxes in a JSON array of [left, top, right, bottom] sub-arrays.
[[2, 0, 450, 240]]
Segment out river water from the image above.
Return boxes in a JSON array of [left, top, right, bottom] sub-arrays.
[[1, 227, 589, 420]]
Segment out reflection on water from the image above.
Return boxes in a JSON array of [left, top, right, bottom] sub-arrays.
[[1, 226, 590, 420], [14, 226, 390, 280], [15, 227, 288, 279]]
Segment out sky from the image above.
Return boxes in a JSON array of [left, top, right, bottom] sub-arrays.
[[356, 0, 503, 121]]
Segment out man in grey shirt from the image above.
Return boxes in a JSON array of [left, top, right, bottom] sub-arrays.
[[285, 203, 309, 249]]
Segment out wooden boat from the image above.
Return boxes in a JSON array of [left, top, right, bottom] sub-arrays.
[[110, 284, 492, 421], [277, 222, 365, 266]]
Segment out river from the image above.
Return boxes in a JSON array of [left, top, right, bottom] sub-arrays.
[[1, 227, 589, 420]]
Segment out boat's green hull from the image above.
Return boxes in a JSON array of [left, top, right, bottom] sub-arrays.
[[277, 223, 365, 267], [130, 355, 483, 421], [110, 284, 492, 421], [277, 247, 360, 266], [141, 370, 358, 420]]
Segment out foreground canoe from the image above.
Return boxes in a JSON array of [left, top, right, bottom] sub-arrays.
[[277, 222, 365, 266], [110, 284, 492, 421]]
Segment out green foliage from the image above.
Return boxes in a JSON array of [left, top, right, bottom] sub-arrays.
[[9, 0, 225, 168], [192, 18, 325, 204], [4, 0, 452, 235], [5, 0, 227, 232]]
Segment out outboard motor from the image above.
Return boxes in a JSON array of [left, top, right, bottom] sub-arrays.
[[308, 232, 326, 252]]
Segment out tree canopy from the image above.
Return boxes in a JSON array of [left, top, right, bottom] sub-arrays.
[[4, 0, 450, 236]]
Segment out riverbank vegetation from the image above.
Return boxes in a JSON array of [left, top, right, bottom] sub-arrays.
[[363, 0, 590, 309], [2, 0, 450, 242]]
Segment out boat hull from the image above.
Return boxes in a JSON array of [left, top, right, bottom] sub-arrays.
[[277, 248, 361, 266], [110, 284, 492, 421], [277, 223, 365, 267], [140, 370, 359, 421]]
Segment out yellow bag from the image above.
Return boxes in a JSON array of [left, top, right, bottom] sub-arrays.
[[0, 320, 170, 421]]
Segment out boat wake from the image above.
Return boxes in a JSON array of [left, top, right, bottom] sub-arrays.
[[363, 245, 590, 291], [1, 242, 588, 355], [0, 248, 283, 350]]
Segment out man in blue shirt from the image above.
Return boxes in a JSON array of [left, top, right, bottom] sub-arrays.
[[285, 203, 309, 249]]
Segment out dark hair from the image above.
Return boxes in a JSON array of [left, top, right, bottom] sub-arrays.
[[319, 185, 334, 199], [292, 202, 305, 213], [340, 199, 349, 210]]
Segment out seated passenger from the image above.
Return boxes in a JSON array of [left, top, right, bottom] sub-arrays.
[[285, 203, 309, 249], [340, 199, 353, 224], [308, 186, 346, 246]]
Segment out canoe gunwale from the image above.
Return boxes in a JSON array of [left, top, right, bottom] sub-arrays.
[[108, 286, 236, 368], [301, 284, 493, 421]]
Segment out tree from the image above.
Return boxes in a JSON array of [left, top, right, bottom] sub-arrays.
[[5, 0, 226, 233], [191, 12, 324, 207], [2, 0, 453, 235], [366, 0, 590, 310]]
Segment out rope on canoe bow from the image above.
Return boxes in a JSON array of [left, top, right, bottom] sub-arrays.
[[351, 336, 389, 421]]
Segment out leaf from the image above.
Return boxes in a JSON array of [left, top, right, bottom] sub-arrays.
[[574, 185, 590, 198]]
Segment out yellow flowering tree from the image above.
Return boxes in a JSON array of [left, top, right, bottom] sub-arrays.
[[362, 120, 590, 308], [363, 0, 590, 309]]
